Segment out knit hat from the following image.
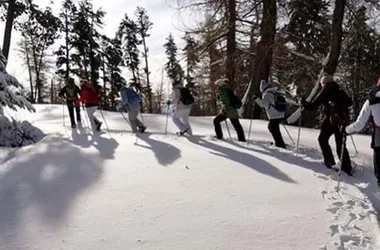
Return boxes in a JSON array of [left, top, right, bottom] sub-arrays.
[[320, 75, 334, 85], [260, 80, 269, 93], [215, 78, 228, 87]]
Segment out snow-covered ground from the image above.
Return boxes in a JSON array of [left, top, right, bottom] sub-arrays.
[[0, 104, 380, 250]]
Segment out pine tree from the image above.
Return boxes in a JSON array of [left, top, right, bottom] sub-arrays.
[[71, 0, 105, 85], [135, 6, 153, 113], [182, 32, 198, 89], [118, 14, 141, 90], [55, 0, 78, 82], [164, 34, 184, 86], [19, 7, 61, 103]]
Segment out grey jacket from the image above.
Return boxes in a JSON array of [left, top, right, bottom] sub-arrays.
[[255, 87, 285, 120]]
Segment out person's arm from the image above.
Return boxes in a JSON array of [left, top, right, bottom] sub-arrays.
[[346, 100, 371, 134], [255, 92, 272, 109], [120, 89, 129, 106], [171, 88, 180, 104], [58, 87, 66, 98], [304, 90, 325, 110]]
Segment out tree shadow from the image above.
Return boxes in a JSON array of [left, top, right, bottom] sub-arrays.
[[186, 136, 297, 183], [134, 133, 181, 167], [0, 136, 104, 244]]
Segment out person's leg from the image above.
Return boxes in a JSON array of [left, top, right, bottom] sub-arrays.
[[270, 119, 286, 148], [318, 119, 335, 167], [75, 103, 81, 123], [67, 102, 76, 127], [86, 106, 97, 130], [334, 126, 352, 174], [172, 108, 186, 132], [181, 108, 192, 135], [373, 147, 380, 187], [230, 118, 246, 142], [213, 113, 227, 139], [128, 108, 139, 133]]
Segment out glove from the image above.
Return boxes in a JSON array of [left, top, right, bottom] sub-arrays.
[[301, 97, 309, 107], [220, 109, 227, 116], [116, 103, 123, 111], [166, 100, 171, 105], [340, 125, 347, 136]]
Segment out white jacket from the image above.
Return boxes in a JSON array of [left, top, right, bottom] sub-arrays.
[[255, 88, 285, 120], [346, 91, 380, 134], [171, 84, 190, 110]]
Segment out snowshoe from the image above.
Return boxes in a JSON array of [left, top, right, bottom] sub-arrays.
[[178, 128, 190, 136], [96, 121, 102, 131], [138, 126, 147, 133]]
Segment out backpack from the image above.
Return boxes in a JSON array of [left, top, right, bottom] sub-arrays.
[[269, 91, 286, 112], [180, 87, 194, 105], [66, 84, 77, 101], [328, 88, 352, 126], [228, 89, 242, 109]]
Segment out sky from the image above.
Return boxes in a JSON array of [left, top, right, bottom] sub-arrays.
[[0, 0, 195, 94]]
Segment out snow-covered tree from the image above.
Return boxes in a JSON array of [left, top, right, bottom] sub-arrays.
[[0, 48, 35, 113]]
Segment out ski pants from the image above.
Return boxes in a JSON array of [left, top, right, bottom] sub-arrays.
[[318, 118, 352, 172], [373, 147, 380, 184], [127, 104, 144, 133], [268, 119, 286, 148], [213, 113, 246, 142], [67, 101, 81, 126], [85, 105, 101, 130], [172, 107, 192, 135]]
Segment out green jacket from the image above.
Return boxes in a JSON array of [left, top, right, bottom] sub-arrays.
[[218, 85, 238, 119]]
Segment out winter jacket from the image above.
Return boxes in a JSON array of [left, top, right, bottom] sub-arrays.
[[79, 83, 100, 107], [171, 84, 189, 110], [304, 81, 352, 119], [346, 86, 380, 148], [58, 83, 81, 102], [120, 86, 141, 110], [254, 87, 285, 120], [218, 84, 238, 119]]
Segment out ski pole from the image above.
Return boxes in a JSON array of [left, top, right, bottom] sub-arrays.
[[282, 123, 295, 145], [350, 135, 359, 155], [165, 104, 170, 136], [336, 133, 348, 191], [247, 107, 255, 145], [99, 108, 112, 138], [225, 120, 232, 140], [296, 109, 303, 154]]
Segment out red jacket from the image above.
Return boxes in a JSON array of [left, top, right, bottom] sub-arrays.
[[79, 83, 100, 106]]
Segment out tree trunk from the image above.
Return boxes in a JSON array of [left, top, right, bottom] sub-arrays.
[[324, 0, 346, 75], [142, 39, 153, 113], [65, 7, 70, 82], [226, 0, 236, 88], [24, 41, 34, 103], [245, 0, 277, 119], [2, 0, 16, 63]]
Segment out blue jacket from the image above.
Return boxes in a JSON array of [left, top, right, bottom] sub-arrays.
[[120, 87, 141, 107]]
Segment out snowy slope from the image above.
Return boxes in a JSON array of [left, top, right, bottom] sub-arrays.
[[0, 104, 379, 250]]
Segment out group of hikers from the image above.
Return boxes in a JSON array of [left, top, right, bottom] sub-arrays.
[[58, 74, 380, 189]]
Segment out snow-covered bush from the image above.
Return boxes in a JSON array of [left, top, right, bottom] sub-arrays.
[[0, 116, 44, 147], [0, 48, 43, 147]]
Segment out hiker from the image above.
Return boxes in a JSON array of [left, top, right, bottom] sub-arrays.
[[58, 78, 81, 128], [115, 84, 146, 133], [167, 81, 194, 136], [78, 80, 102, 131], [345, 77, 380, 187], [254, 80, 286, 149], [302, 75, 353, 175], [213, 78, 246, 142]]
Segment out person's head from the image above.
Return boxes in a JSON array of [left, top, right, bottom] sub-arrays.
[[320, 74, 335, 88], [67, 77, 75, 86], [260, 80, 270, 93], [173, 81, 183, 89]]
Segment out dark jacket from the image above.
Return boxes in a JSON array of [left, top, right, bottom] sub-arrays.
[[58, 84, 81, 102], [218, 84, 239, 119], [304, 81, 352, 118]]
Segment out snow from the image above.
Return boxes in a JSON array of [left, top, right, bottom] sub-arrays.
[[0, 104, 380, 250]]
